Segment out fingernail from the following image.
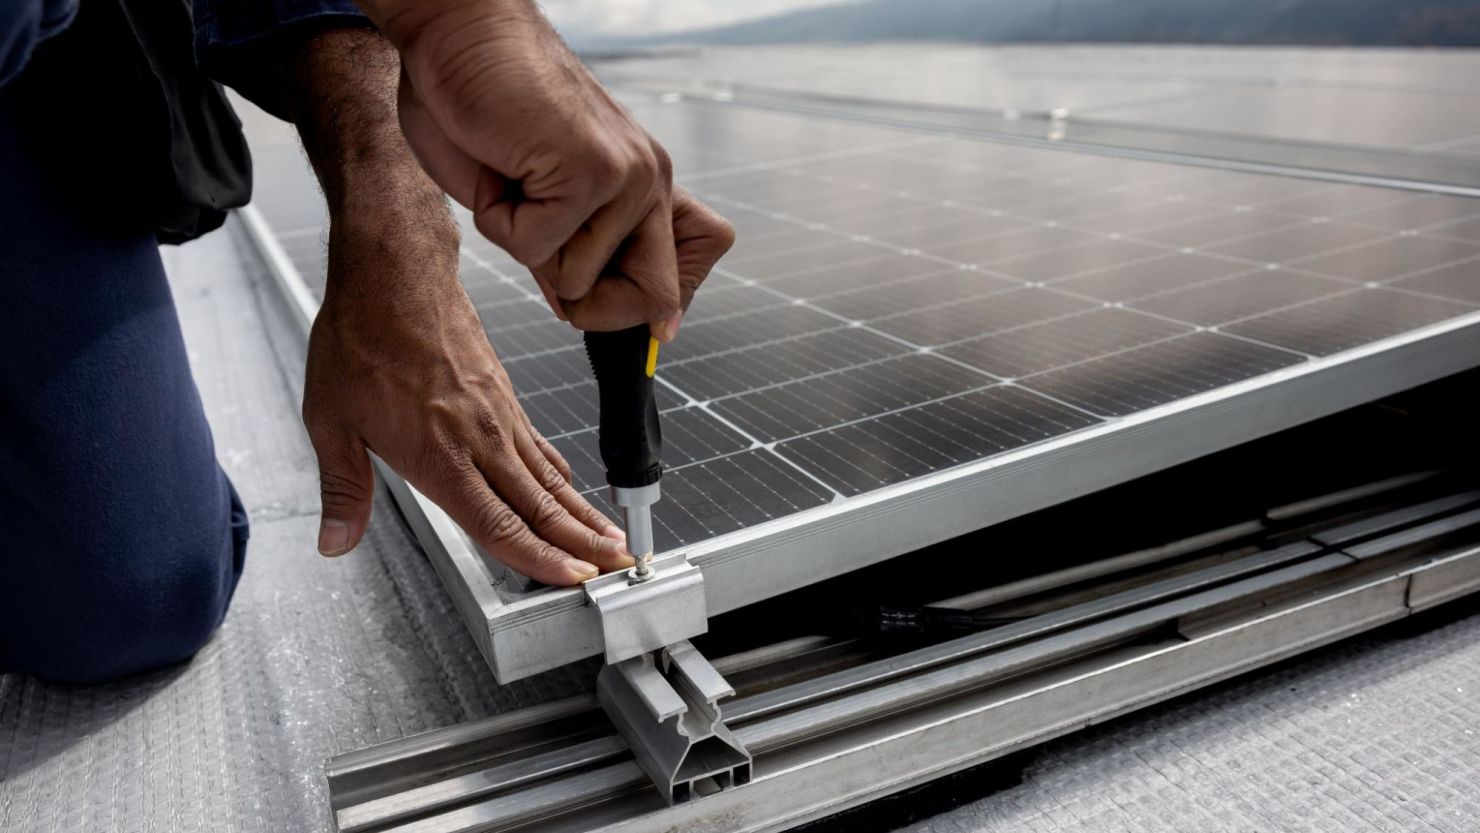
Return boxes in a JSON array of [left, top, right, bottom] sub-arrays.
[[603, 524, 626, 542], [318, 519, 351, 556], [662, 312, 683, 342], [572, 561, 600, 581]]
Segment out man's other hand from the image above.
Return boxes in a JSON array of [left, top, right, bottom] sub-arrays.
[[357, 0, 729, 339], [302, 215, 632, 584], [289, 27, 631, 585]]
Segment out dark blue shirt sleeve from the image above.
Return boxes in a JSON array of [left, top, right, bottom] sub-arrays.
[[193, 0, 369, 120], [1, 0, 78, 87]]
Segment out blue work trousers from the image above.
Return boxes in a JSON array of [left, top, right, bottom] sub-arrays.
[[0, 92, 248, 683]]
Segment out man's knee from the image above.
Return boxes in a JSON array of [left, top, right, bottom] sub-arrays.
[[1, 477, 249, 684]]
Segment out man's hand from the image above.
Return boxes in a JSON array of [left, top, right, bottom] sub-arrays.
[[287, 27, 631, 584], [303, 224, 631, 584], [355, 0, 707, 339]]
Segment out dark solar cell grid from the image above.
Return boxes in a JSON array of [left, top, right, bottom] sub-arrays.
[[868, 216, 1027, 250], [1341, 194, 1480, 231], [928, 225, 1099, 265], [681, 285, 792, 323], [1071, 199, 1225, 235], [775, 385, 1099, 496], [1205, 222, 1379, 264], [722, 226, 832, 260], [1128, 269, 1350, 326], [808, 270, 1018, 321], [520, 380, 688, 438], [248, 95, 1480, 553], [548, 406, 753, 493], [1290, 235, 1480, 282], [1262, 184, 1415, 218], [1049, 254, 1254, 301], [1222, 288, 1476, 357], [1020, 332, 1305, 417], [869, 288, 1097, 346], [1390, 260, 1480, 305], [1132, 210, 1305, 248], [723, 239, 890, 279], [986, 238, 1167, 282], [708, 352, 992, 443], [502, 348, 592, 392], [940, 308, 1191, 379], [760, 254, 950, 297], [663, 326, 907, 401], [1426, 215, 1480, 242], [662, 305, 841, 362], [590, 449, 835, 552]]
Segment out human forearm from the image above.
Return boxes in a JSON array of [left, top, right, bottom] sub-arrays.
[[281, 25, 630, 580], [284, 26, 458, 294]]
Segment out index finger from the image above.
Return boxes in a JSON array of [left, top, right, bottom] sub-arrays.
[[558, 205, 682, 336], [672, 188, 737, 313]]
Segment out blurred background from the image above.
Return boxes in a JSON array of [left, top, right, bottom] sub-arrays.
[[547, 0, 1480, 47]]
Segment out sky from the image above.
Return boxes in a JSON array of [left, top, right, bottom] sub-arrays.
[[540, 0, 843, 37]]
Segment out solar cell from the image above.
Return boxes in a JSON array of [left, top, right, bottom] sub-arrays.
[[1222, 288, 1476, 357], [1205, 222, 1380, 264], [869, 288, 1096, 345], [1019, 331, 1304, 417], [774, 385, 1098, 496], [1391, 260, 1480, 305], [1127, 269, 1350, 326], [939, 307, 1190, 379], [708, 352, 992, 443], [1132, 210, 1300, 248], [1291, 236, 1480, 282], [1049, 254, 1254, 301]]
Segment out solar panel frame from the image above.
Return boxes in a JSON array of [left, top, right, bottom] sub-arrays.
[[236, 86, 1480, 681]]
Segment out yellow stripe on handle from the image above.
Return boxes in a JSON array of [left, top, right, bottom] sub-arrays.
[[645, 337, 659, 378]]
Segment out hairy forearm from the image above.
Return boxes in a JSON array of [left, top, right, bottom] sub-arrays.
[[284, 27, 459, 298]]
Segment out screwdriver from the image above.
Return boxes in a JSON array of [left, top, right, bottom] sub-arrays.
[[584, 325, 664, 582]]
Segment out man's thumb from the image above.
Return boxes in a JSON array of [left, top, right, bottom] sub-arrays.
[[314, 436, 376, 557]]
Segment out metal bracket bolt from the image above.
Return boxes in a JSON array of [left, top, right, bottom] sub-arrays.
[[584, 552, 708, 665]]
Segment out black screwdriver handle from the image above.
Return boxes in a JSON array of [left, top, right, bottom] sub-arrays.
[[584, 325, 663, 488]]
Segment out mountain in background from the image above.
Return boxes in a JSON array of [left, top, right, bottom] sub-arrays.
[[624, 0, 1480, 48]]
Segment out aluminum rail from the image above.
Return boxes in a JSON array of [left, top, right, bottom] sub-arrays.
[[325, 483, 1480, 833]]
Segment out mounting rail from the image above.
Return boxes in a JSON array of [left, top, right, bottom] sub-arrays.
[[325, 480, 1480, 833]]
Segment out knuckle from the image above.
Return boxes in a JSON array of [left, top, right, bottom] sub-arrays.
[[588, 144, 625, 184], [631, 144, 660, 187], [319, 469, 366, 508], [478, 500, 523, 544], [651, 143, 674, 183], [471, 404, 507, 448], [528, 541, 567, 569], [527, 490, 565, 531], [421, 430, 472, 479], [535, 459, 568, 492], [713, 216, 737, 252]]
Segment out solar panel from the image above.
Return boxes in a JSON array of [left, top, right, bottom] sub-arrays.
[[240, 82, 1480, 681], [599, 45, 1480, 160]]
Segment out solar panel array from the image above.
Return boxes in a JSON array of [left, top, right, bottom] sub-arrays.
[[248, 93, 1480, 555], [603, 45, 1480, 159]]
